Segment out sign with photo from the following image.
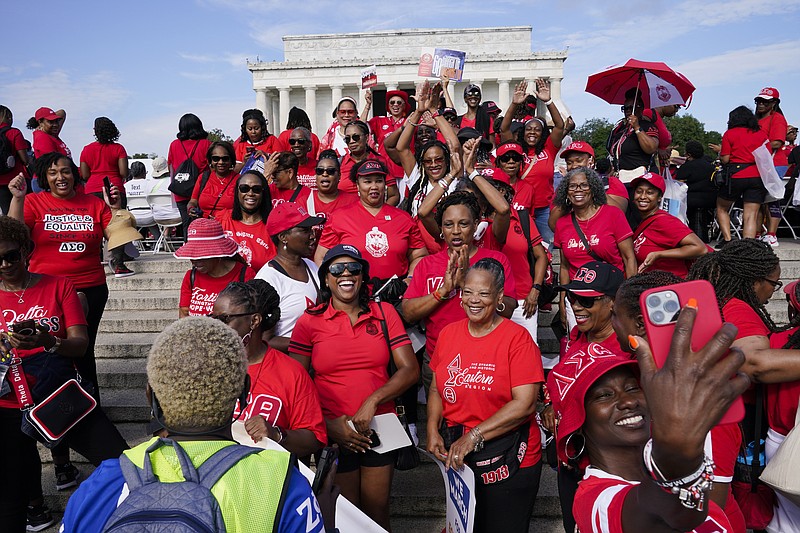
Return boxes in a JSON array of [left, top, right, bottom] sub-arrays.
[[418, 48, 466, 81]]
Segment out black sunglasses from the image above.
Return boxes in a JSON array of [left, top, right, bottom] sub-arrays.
[[498, 154, 523, 163], [288, 138, 307, 145], [566, 292, 604, 308], [328, 261, 363, 277], [211, 155, 231, 163], [0, 249, 22, 264], [621, 104, 643, 112], [238, 184, 264, 194], [315, 167, 338, 176], [207, 312, 255, 324], [344, 134, 363, 144], [754, 99, 772, 105]]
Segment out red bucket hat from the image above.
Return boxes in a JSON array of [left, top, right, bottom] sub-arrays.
[[547, 346, 638, 465], [385, 90, 410, 115], [174, 218, 239, 260]]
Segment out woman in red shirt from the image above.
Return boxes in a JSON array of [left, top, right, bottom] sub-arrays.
[[338, 120, 399, 205], [0, 105, 31, 214], [630, 173, 707, 277], [289, 244, 418, 530], [427, 258, 544, 533], [305, 150, 358, 219], [167, 113, 212, 237], [176, 217, 255, 317], [187, 141, 239, 220], [232, 108, 281, 173], [319, 96, 359, 157], [79, 117, 128, 199], [716, 106, 771, 242], [265, 151, 311, 209], [212, 279, 326, 457], [27, 107, 70, 160]]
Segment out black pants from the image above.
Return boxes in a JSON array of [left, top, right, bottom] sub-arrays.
[[0, 185, 13, 216], [473, 460, 542, 533], [557, 463, 583, 533], [688, 207, 714, 243], [176, 199, 190, 242], [75, 284, 109, 403]]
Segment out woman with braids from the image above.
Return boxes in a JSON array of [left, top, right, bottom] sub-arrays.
[[232, 108, 281, 173], [305, 150, 358, 220], [278, 107, 320, 157], [337, 120, 400, 205], [79, 117, 129, 201], [290, 244, 418, 530], [212, 279, 326, 457], [427, 258, 545, 533]]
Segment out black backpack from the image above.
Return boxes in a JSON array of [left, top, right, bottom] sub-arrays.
[[0, 126, 17, 174], [168, 142, 201, 197]]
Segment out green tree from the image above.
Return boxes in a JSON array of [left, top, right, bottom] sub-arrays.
[[208, 128, 233, 143], [130, 152, 156, 159], [572, 118, 614, 160], [663, 114, 721, 158]]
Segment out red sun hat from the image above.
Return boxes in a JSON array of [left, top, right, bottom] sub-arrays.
[[496, 143, 524, 158], [35, 107, 60, 122], [547, 347, 638, 466], [630, 172, 666, 195], [561, 141, 595, 159], [756, 87, 780, 100], [174, 218, 239, 260], [784, 280, 800, 312], [266, 201, 324, 236]]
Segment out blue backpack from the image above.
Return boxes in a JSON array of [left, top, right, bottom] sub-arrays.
[[102, 438, 260, 532]]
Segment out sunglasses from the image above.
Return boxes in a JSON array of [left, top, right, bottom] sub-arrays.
[[328, 261, 363, 277], [344, 134, 363, 144], [498, 154, 523, 163], [207, 311, 255, 324], [238, 184, 264, 194], [211, 155, 231, 163], [755, 99, 772, 105], [288, 138, 307, 146], [315, 167, 338, 176], [388, 100, 405, 107], [621, 104, 643, 112], [566, 292, 604, 308], [0, 249, 22, 264], [422, 156, 445, 166], [444, 114, 458, 122]]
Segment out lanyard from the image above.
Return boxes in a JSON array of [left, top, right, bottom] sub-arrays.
[[0, 313, 34, 409]]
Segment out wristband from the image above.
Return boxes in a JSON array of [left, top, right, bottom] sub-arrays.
[[274, 425, 286, 444], [642, 439, 715, 511], [431, 111, 440, 119], [432, 289, 452, 302], [438, 180, 449, 191], [45, 336, 62, 354], [532, 283, 543, 291], [468, 170, 480, 181], [543, 99, 554, 106]]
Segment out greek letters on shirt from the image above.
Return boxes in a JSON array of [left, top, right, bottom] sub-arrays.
[[3, 307, 62, 333], [633, 233, 646, 254], [442, 354, 496, 403], [234, 392, 284, 425]]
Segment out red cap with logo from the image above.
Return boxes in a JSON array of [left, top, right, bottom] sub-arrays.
[[561, 141, 595, 159], [34, 107, 60, 122], [756, 87, 780, 100], [630, 172, 666, 194], [355, 160, 387, 178], [496, 143, 524, 158], [266, 202, 324, 236]]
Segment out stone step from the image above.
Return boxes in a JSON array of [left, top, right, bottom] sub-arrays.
[[391, 516, 564, 533], [98, 310, 177, 334], [118, 255, 191, 274], [105, 290, 179, 311], [99, 388, 150, 423], [95, 333, 154, 359], [107, 272, 186, 292], [96, 358, 148, 389]]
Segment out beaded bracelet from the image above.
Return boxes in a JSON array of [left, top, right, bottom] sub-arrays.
[[642, 439, 715, 511]]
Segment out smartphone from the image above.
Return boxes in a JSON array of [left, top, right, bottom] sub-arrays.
[[103, 176, 113, 201], [640, 280, 744, 424], [368, 430, 381, 448], [11, 319, 37, 336], [312, 446, 339, 494]]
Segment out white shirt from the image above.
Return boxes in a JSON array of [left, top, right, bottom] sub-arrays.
[[256, 258, 319, 339]]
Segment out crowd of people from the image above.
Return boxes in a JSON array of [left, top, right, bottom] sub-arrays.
[[0, 77, 799, 533]]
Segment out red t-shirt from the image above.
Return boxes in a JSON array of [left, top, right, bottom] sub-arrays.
[[307, 190, 358, 221], [633, 211, 694, 278], [367, 115, 406, 183], [318, 203, 425, 280], [24, 192, 111, 289], [777, 144, 795, 171], [296, 158, 318, 190], [722, 298, 770, 339], [500, 210, 543, 298], [766, 328, 800, 436], [431, 318, 545, 468], [404, 248, 516, 355], [236, 347, 327, 445], [720, 128, 769, 179], [574, 467, 732, 533], [471, 170, 536, 212], [759, 113, 788, 164], [459, 116, 476, 129], [233, 135, 282, 164], [0, 123, 28, 185], [269, 184, 312, 209], [289, 301, 411, 420], [217, 215, 276, 272], [607, 176, 628, 200], [167, 138, 212, 201], [79, 141, 128, 194], [33, 129, 70, 159], [179, 263, 256, 316], [522, 137, 560, 208], [0, 275, 87, 408], [278, 129, 321, 158], [553, 205, 633, 278], [338, 152, 396, 194], [191, 171, 239, 219]]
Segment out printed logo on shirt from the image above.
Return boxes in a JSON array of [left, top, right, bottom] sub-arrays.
[[442, 354, 495, 403], [633, 233, 646, 254], [365, 322, 379, 335], [43, 214, 94, 232], [189, 288, 218, 315], [237, 392, 284, 424], [365, 226, 389, 258], [58, 242, 87, 252], [3, 308, 62, 333], [566, 235, 599, 251]]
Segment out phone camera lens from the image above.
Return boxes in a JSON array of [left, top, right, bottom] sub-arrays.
[[647, 295, 661, 308], [664, 300, 679, 313], [652, 310, 665, 323]]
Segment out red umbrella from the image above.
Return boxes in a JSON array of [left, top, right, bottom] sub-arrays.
[[586, 59, 695, 108]]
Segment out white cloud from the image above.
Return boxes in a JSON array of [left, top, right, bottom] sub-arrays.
[[675, 42, 797, 87]]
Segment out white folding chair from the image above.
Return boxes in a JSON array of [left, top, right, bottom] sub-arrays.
[[126, 196, 158, 251], [146, 186, 183, 254]]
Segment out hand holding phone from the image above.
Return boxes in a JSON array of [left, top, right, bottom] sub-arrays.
[[11, 319, 37, 336], [103, 176, 112, 201]]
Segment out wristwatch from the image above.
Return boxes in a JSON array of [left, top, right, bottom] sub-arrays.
[[45, 336, 62, 353], [532, 284, 543, 291], [273, 425, 286, 444]]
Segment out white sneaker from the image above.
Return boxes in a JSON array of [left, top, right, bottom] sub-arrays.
[[764, 234, 779, 247]]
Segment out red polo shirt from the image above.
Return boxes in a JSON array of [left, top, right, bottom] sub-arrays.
[[338, 153, 396, 194], [632, 211, 694, 278]]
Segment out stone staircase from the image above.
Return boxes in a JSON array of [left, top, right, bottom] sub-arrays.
[[38, 241, 800, 532]]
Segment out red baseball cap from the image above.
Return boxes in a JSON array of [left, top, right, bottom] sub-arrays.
[[784, 280, 800, 311], [630, 172, 666, 195], [34, 107, 60, 122], [547, 347, 638, 465], [266, 202, 324, 236], [561, 141, 595, 159], [482, 167, 510, 184], [756, 87, 780, 100], [496, 143, 524, 158]]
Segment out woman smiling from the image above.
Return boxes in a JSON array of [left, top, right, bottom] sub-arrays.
[[187, 141, 239, 220]]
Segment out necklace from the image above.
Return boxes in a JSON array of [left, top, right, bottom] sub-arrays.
[[468, 315, 499, 337], [2, 274, 31, 304]]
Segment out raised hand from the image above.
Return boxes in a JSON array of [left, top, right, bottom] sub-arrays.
[[534, 78, 551, 103], [512, 81, 529, 106]]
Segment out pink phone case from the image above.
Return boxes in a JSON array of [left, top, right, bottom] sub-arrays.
[[640, 280, 744, 425]]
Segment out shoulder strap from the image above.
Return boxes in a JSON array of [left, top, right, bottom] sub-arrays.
[[288, 184, 303, 203], [208, 173, 235, 217], [520, 156, 536, 181], [269, 260, 319, 298], [189, 141, 198, 158], [196, 444, 262, 488], [190, 266, 197, 290], [571, 212, 603, 262], [238, 264, 247, 281], [633, 212, 663, 240], [518, 209, 536, 280], [138, 438, 201, 486]]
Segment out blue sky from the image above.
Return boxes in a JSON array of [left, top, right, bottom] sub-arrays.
[[4, 0, 799, 157]]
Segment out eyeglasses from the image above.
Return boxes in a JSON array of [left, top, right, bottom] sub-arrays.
[[498, 154, 523, 163], [444, 115, 458, 122], [763, 278, 783, 291], [567, 182, 591, 191], [0, 249, 22, 264], [344, 134, 363, 144], [315, 167, 338, 176], [621, 104, 642, 112], [207, 312, 255, 324], [754, 99, 772, 105], [422, 156, 445, 166], [238, 184, 264, 194], [567, 292, 603, 308], [211, 155, 231, 163], [288, 138, 307, 146], [338, 109, 356, 116], [328, 261, 363, 277]]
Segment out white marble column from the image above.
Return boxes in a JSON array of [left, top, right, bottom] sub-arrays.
[[537, 77, 550, 118], [498, 80, 510, 111], [271, 94, 280, 132], [278, 87, 291, 133], [255, 88, 268, 115], [262, 91, 274, 132], [550, 77, 563, 102], [331, 85, 343, 111], [304, 86, 317, 131]]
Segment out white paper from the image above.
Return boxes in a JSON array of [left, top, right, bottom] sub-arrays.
[[369, 413, 412, 454], [231, 421, 387, 533]]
